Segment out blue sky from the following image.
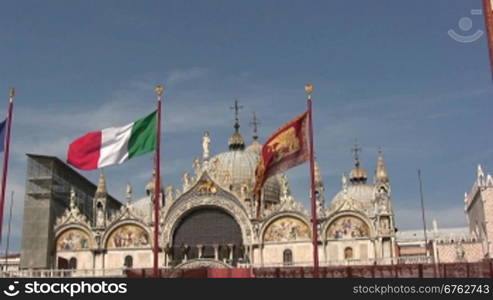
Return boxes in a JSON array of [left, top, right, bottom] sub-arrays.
[[1, 0, 492, 252]]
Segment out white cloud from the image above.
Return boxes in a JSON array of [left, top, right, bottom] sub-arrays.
[[165, 68, 209, 87]]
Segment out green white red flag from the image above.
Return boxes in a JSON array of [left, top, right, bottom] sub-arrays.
[[67, 111, 157, 170]]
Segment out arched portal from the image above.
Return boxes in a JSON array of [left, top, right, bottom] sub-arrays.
[[171, 207, 243, 266]]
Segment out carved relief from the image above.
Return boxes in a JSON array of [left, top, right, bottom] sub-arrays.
[[380, 217, 391, 234], [196, 179, 217, 195], [55, 203, 91, 230], [263, 217, 310, 242], [108, 204, 148, 224]]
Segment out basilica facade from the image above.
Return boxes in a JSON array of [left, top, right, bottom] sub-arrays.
[[18, 118, 493, 274]]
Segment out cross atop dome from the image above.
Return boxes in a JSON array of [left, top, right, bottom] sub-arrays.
[[351, 142, 362, 167], [230, 100, 243, 132], [349, 141, 368, 184], [250, 111, 260, 141], [228, 100, 245, 151]]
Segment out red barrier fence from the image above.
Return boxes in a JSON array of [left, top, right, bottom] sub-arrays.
[[125, 260, 493, 278], [125, 267, 253, 278]]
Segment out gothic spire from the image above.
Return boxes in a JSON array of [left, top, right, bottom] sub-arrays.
[[95, 169, 107, 197]]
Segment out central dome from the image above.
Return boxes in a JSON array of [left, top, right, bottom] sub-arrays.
[[207, 147, 281, 204], [205, 103, 281, 205], [331, 184, 374, 205]]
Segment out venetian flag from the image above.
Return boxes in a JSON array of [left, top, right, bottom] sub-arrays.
[[67, 111, 157, 170], [253, 111, 310, 210]]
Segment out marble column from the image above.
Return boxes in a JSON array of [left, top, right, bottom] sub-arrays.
[[227, 244, 234, 261], [213, 244, 219, 260], [197, 244, 203, 259]]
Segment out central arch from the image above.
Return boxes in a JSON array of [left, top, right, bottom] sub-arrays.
[[171, 207, 243, 266]]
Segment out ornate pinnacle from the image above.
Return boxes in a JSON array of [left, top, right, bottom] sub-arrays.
[[375, 151, 389, 183], [305, 84, 313, 100], [96, 169, 107, 196]]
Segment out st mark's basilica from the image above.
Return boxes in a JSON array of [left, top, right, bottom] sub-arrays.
[[13, 107, 493, 276]]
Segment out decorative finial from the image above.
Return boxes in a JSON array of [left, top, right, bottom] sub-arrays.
[[375, 148, 389, 183], [305, 84, 313, 100], [250, 111, 260, 141], [155, 85, 164, 96], [304, 84, 313, 96]]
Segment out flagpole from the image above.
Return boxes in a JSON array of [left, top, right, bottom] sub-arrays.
[[483, 0, 493, 79], [418, 170, 428, 255], [153, 85, 163, 278], [305, 84, 319, 278], [3, 191, 13, 269], [0, 88, 14, 245]]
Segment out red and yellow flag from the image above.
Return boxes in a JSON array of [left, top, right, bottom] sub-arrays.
[[253, 111, 310, 215]]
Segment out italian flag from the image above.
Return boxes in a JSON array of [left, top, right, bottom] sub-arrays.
[[67, 111, 157, 170]]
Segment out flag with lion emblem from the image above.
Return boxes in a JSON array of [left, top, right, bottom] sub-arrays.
[[253, 111, 310, 216]]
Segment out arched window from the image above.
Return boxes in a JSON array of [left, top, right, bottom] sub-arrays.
[[68, 257, 77, 269], [283, 249, 293, 265], [124, 255, 133, 268], [344, 247, 353, 260], [172, 208, 242, 266]]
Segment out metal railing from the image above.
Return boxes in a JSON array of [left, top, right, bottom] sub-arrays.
[[0, 268, 125, 278], [0, 256, 432, 277], [257, 255, 432, 268]]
